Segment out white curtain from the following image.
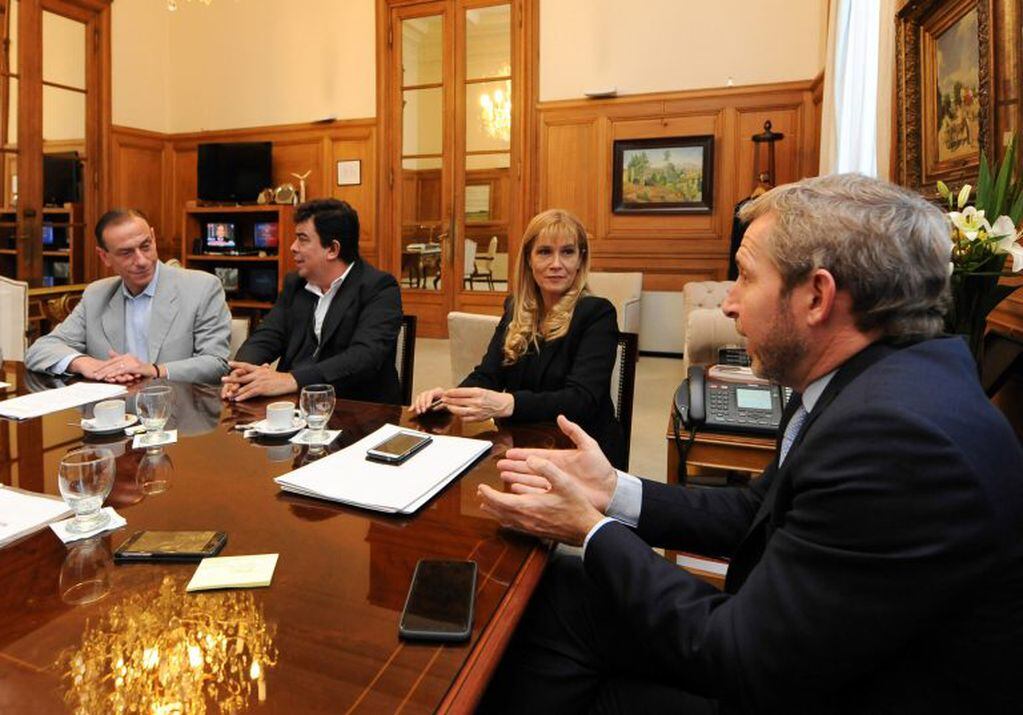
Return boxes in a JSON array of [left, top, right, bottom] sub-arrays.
[[819, 0, 896, 178]]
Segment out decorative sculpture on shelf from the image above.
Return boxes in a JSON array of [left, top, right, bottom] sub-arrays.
[[291, 171, 311, 205]]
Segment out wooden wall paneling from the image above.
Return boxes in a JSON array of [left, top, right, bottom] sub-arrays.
[[170, 146, 198, 259], [538, 115, 603, 232], [110, 127, 167, 255], [269, 137, 325, 203], [331, 125, 377, 260], [537, 80, 821, 290], [734, 105, 802, 199]]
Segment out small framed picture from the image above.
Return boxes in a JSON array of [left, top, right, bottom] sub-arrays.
[[337, 160, 362, 186], [612, 135, 714, 214]]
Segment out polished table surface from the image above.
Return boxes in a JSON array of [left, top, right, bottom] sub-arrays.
[[0, 362, 555, 713]]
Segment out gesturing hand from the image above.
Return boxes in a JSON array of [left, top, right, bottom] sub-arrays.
[[478, 455, 605, 546], [496, 415, 618, 512], [441, 387, 514, 422]]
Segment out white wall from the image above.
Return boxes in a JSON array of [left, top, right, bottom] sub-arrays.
[[539, 0, 828, 101], [112, 0, 172, 133], [111, 0, 827, 131]]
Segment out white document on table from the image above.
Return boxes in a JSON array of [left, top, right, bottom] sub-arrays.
[[0, 382, 126, 420], [0, 486, 72, 549], [274, 423, 492, 514]]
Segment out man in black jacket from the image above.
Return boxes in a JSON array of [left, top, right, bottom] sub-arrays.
[[222, 199, 402, 404], [478, 174, 1023, 713]]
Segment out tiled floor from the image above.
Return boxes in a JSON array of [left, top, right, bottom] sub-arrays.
[[410, 338, 685, 483]]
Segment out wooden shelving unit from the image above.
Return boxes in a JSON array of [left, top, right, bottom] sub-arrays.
[[0, 203, 84, 286], [181, 202, 295, 313]]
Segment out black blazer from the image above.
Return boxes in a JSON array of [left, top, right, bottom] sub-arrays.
[[461, 295, 626, 468], [236, 261, 403, 404], [584, 337, 1023, 713]]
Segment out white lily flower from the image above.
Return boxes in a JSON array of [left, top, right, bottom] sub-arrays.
[[995, 231, 1023, 272], [989, 214, 1016, 239], [937, 181, 951, 200], [949, 206, 989, 241], [957, 184, 972, 209]]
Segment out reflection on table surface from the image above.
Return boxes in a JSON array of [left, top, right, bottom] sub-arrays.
[[0, 362, 554, 713]]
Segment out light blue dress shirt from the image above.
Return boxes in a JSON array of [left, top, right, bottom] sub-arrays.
[[53, 263, 162, 375]]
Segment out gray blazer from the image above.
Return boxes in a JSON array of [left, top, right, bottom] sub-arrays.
[[24, 262, 231, 384]]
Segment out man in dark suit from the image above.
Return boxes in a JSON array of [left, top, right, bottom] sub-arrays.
[[221, 199, 402, 404], [478, 174, 1023, 713]]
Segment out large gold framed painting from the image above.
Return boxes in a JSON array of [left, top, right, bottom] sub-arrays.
[[896, 0, 991, 194]]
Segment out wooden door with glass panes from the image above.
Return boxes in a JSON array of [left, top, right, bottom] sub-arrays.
[[382, 0, 530, 337]]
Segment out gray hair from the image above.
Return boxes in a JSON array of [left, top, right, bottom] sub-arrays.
[[738, 173, 951, 340]]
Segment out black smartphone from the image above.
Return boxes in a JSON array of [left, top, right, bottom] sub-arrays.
[[113, 530, 227, 562], [398, 559, 477, 642], [366, 431, 433, 465]]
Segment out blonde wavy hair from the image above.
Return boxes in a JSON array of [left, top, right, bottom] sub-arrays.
[[502, 209, 591, 365]]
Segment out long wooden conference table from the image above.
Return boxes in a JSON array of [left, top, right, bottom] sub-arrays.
[[0, 362, 556, 713]]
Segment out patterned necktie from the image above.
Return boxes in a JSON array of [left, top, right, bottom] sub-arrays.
[[778, 403, 808, 466]]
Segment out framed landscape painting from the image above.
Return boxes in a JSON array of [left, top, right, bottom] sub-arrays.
[[896, 0, 991, 193], [612, 135, 714, 214]]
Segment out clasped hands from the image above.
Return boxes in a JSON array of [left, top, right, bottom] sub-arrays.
[[476, 415, 618, 546], [71, 350, 157, 383], [220, 360, 298, 401], [411, 386, 514, 421]]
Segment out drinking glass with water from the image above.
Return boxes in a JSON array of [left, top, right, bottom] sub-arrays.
[[58, 447, 116, 534], [300, 384, 336, 442], [137, 385, 174, 446]]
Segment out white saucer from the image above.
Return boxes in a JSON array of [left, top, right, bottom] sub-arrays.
[[81, 414, 139, 435], [248, 416, 307, 437]]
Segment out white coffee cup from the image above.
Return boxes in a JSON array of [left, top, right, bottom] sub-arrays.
[[93, 399, 126, 428], [266, 401, 297, 430]]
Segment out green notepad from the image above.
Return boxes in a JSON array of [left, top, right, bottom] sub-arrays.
[[186, 553, 279, 592]]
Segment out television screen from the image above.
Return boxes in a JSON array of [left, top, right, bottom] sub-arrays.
[[42, 224, 54, 246], [43, 154, 81, 206], [197, 142, 272, 203], [205, 222, 236, 250], [246, 268, 277, 301], [214, 266, 240, 292], [253, 222, 279, 250]]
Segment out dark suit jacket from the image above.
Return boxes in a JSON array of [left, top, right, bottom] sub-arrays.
[[236, 261, 403, 404], [584, 337, 1023, 713], [461, 295, 626, 468]]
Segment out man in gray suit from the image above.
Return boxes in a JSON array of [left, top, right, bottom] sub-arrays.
[[25, 208, 230, 384]]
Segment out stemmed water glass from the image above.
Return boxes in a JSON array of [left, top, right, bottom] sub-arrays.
[[300, 384, 335, 443], [57, 447, 116, 534], [137, 385, 174, 447]]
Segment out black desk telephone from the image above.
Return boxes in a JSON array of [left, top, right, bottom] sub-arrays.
[[673, 364, 790, 437], [671, 348, 791, 484]]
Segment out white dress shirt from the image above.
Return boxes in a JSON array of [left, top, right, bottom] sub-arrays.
[[304, 264, 353, 343]]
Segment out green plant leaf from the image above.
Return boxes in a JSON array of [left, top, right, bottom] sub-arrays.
[[977, 153, 993, 208], [1009, 184, 1023, 224], [990, 138, 1015, 218]]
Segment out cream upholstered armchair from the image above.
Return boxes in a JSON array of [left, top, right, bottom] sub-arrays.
[[681, 280, 745, 374], [0, 276, 29, 361], [448, 311, 501, 384], [587, 272, 642, 334]]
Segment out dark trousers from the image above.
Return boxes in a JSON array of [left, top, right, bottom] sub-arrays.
[[479, 552, 718, 714]]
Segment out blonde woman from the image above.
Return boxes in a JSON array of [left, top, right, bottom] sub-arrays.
[[412, 209, 625, 468]]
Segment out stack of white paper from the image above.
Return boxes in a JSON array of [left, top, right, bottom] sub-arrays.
[[0, 486, 72, 548], [0, 382, 126, 420], [274, 423, 492, 514]]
